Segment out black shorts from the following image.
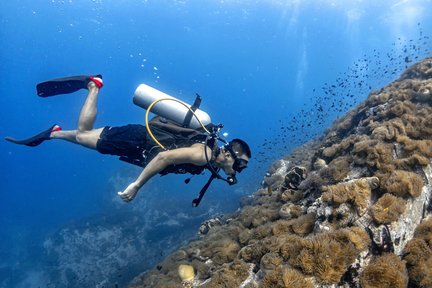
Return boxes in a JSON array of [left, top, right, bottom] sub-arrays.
[[96, 124, 147, 159]]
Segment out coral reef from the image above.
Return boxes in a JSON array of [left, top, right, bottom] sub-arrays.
[[381, 170, 424, 198], [370, 193, 406, 224], [129, 58, 432, 288], [321, 177, 379, 215], [359, 253, 408, 288], [403, 217, 432, 288]]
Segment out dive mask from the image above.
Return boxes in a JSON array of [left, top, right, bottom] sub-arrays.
[[225, 144, 248, 173], [233, 158, 248, 173]]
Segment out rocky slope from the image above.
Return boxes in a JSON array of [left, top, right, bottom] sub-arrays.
[[129, 58, 432, 288]]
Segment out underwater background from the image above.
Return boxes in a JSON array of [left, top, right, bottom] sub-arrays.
[[0, 0, 431, 287]]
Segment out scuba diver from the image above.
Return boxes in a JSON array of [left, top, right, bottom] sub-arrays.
[[5, 75, 251, 206]]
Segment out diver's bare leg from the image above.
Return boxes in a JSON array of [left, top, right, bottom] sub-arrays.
[[72, 81, 103, 148], [49, 127, 104, 149], [50, 81, 103, 149], [78, 81, 99, 132], [50, 130, 79, 144]]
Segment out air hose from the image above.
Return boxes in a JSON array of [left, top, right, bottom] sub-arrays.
[[145, 98, 211, 150]]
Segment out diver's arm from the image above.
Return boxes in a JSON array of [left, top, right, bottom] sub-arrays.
[[118, 143, 211, 202]]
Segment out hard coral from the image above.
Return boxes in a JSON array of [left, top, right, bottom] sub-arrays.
[[360, 253, 408, 288], [370, 193, 406, 224], [178, 264, 195, 282]]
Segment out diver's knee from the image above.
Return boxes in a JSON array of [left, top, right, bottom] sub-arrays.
[[76, 131, 92, 145], [75, 130, 100, 149], [75, 132, 85, 144]]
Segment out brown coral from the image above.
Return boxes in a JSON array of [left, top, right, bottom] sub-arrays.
[[206, 238, 240, 265], [271, 213, 315, 237], [396, 135, 432, 157], [382, 170, 423, 198], [353, 140, 395, 171], [280, 189, 304, 203], [260, 266, 286, 288], [321, 134, 367, 160], [205, 259, 250, 288], [370, 193, 406, 224], [403, 217, 432, 287], [279, 203, 304, 219], [260, 252, 283, 274], [260, 266, 315, 288], [282, 267, 314, 288], [360, 253, 408, 288], [280, 228, 369, 284], [238, 204, 280, 228], [321, 177, 379, 215], [291, 213, 316, 236], [370, 118, 406, 141]]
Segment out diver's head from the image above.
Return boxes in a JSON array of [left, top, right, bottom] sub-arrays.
[[214, 138, 251, 177]]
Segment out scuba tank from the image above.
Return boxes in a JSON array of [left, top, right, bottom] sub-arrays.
[[133, 84, 212, 129]]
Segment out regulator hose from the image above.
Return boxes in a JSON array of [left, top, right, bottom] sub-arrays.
[[145, 98, 211, 150]]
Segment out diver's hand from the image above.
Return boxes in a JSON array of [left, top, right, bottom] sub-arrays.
[[118, 182, 139, 202]]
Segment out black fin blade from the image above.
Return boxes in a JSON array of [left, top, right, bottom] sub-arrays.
[[36, 75, 90, 97]]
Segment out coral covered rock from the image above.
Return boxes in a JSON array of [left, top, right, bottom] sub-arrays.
[[129, 57, 432, 288], [359, 253, 408, 288], [403, 217, 432, 288], [370, 193, 406, 224], [321, 177, 379, 215]]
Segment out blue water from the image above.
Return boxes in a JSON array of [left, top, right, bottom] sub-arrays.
[[1, 0, 431, 287]]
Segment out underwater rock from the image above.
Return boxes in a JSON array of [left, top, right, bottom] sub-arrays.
[[262, 160, 290, 189], [198, 216, 223, 236], [283, 166, 308, 190], [278, 203, 304, 219], [129, 58, 432, 288]]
